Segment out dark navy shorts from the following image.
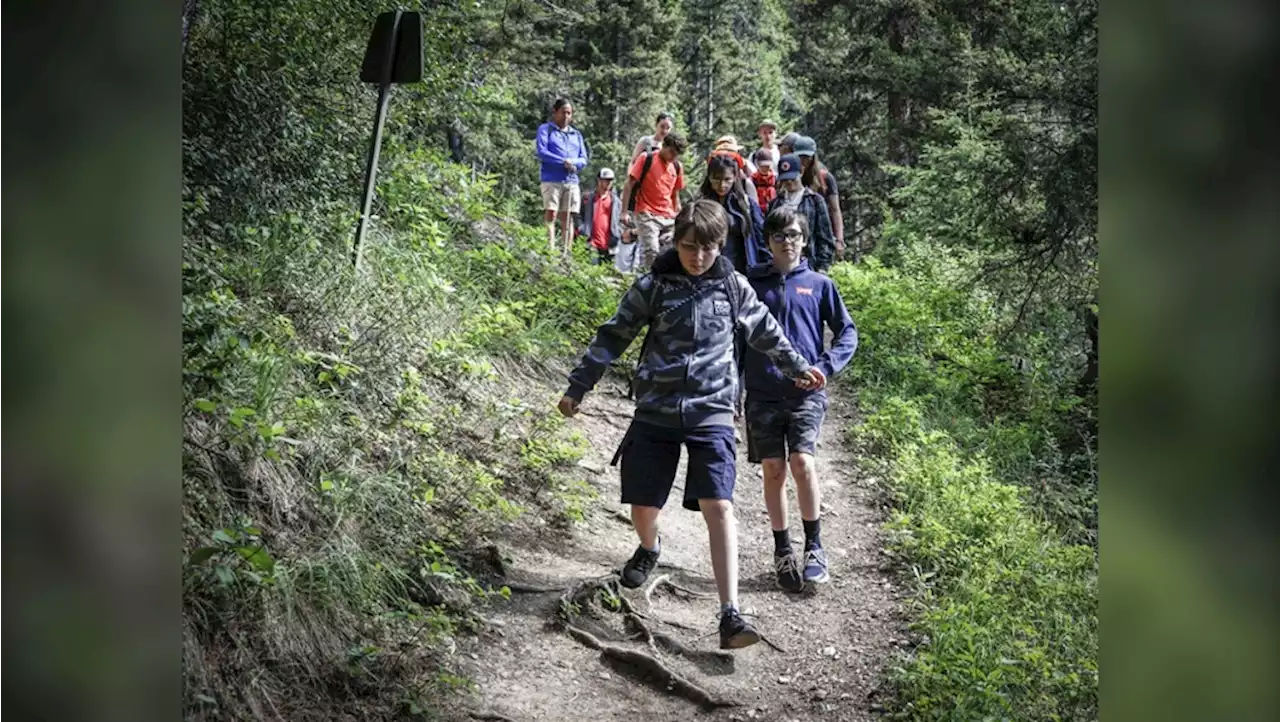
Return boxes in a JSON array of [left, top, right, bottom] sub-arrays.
[[617, 421, 737, 511], [745, 394, 828, 463]]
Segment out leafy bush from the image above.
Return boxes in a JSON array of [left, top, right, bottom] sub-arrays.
[[182, 140, 622, 718], [833, 248, 1097, 720]]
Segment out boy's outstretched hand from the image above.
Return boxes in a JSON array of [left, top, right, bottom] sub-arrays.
[[557, 395, 580, 417], [794, 368, 827, 392]]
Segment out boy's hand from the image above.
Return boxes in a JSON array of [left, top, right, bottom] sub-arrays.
[[794, 368, 827, 391], [557, 395, 581, 417], [563, 159, 575, 170]]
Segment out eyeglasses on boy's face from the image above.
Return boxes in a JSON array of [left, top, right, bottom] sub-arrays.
[[769, 231, 805, 245]]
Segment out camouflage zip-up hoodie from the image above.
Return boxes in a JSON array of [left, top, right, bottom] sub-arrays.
[[565, 249, 813, 429]]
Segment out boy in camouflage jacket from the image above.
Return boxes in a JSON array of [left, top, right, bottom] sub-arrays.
[[558, 199, 826, 649]]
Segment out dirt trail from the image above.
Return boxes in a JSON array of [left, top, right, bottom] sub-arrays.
[[455, 378, 902, 721]]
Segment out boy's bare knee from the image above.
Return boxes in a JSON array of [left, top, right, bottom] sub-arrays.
[[698, 498, 734, 521], [788, 452, 814, 473]]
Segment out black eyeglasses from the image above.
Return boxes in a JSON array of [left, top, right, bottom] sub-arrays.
[[769, 231, 805, 245]]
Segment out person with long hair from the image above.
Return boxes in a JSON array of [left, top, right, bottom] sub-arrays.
[[697, 154, 766, 274], [631, 112, 675, 162], [793, 136, 844, 261]]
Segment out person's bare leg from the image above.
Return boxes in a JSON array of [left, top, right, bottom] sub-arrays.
[[789, 453, 820, 521], [544, 209, 557, 252], [699, 498, 738, 607], [762, 458, 790, 532], [631, 505, 661, 550], [561, 209, 574, 259]]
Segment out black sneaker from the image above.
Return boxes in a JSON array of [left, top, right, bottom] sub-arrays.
[[719, 607, 761, 650], [802, 547, 830, 584], [774, 550, 804, 592], [620, 543, 660, 588]]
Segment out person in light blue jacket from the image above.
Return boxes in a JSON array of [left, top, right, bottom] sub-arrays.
[[535, 98, 591, 258]]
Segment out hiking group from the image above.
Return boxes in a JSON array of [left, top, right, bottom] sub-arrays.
[[546, 98, 860, 651], [535, 100, 848, 272]]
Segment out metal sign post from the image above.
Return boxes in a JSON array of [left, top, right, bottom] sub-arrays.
[[353, 10, 424, 270]]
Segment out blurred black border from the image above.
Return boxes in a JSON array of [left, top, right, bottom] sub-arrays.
[[1102, 0, 1280, 719], [3, 1, 181, 720]]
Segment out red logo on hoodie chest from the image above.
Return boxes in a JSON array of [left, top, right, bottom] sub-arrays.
[[795, 286, 814, 296]]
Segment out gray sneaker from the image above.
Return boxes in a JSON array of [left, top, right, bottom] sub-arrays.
[[802, 547, 830, 584]]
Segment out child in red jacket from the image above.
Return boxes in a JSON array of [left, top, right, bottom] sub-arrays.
[[750, 149, 777, 211]]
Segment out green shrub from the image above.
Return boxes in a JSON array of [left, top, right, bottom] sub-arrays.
[[182, 145, 619, 718], [835, 251, 1097, 721]]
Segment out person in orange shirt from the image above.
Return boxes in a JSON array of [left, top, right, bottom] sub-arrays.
[[620, 132, 689, 270]]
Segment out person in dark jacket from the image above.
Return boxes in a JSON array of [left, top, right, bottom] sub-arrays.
[[767, 154, 836, 272], [578, 167, 623, 265], [794, 135, 846, 262], [558, 199, 826, 650], [696, 154, 767, 274], [744, 205, 858, 592]]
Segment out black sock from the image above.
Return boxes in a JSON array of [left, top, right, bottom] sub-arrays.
[[803, 519, 821, 550], [772, 529, 792, 555]]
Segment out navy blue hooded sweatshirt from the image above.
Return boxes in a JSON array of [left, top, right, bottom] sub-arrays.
[[742, 259, 858, 401]]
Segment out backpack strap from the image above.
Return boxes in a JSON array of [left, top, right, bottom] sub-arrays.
[[628, 151, 658, 213], [723, 273, 744, 369], [626, 276, 664, 400]]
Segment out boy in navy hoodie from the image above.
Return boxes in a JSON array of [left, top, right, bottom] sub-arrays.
[[743, 206, 858, 591], [558, 199, 826, 648]]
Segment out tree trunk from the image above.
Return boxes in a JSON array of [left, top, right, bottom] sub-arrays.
[[612, 29, 621, 144], [886, 2, 911, 165], [706, 10, 715, 139], [183, 0, 200, 53], [1076, 305, 1098, 398], [447, 118, 465, 163]]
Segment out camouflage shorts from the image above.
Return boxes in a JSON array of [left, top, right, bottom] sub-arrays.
[[745, 394, 828, 463]]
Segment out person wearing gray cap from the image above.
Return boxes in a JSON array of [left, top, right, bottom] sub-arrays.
[[579, 167, 624, 266]]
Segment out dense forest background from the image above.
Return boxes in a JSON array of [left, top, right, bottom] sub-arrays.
[[183, 0, 1096, 719]]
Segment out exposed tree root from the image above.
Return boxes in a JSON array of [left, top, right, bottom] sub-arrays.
[[553, 576, 740, 707], [756, 632, 789, 654], [564, 625, 737, 709], [501, 582, 562, 594], [469, 711, 519, 722], [644, 573, 713, 607], [624, 611, 735, 676]]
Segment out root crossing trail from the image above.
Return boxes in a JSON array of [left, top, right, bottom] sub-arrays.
[[459, 379, 902, 721]]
